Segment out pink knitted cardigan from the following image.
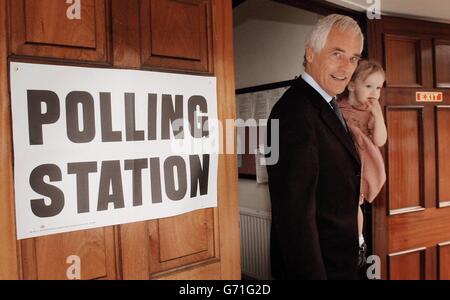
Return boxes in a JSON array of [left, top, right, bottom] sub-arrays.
[[338, 99, 386, 203]]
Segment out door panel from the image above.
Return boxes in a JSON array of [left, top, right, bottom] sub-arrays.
[[148, 209, 215, 275], [384, 35, 422, 87], [388, 248, 425, 280], [389, 208, 450, 252], [436, 107, 450, 206], [158, 210, 212, 261], [438, 243, 450, 280], [140, 0, 213, 73], [434, 40, 450, 87], [9, 0, 109, 62], [386, 107, 424, 213], [368, 16, 450, 279], [1, 0, 239, 279], [156, 260, 221, 280], [24, 0, 96, 47], [21, 227, 117, 280]]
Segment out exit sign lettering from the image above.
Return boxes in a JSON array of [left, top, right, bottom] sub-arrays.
[[416, 92, 443, 102]]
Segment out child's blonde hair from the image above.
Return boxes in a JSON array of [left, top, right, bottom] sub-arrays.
[[339, 60, 385, 99], [351, 60, 385, 82]]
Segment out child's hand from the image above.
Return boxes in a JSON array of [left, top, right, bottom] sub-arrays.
[[369, 99, 383, 116]]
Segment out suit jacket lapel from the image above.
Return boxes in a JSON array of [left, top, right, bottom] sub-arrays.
[[320, 107, 360, 165], [295, 78, 361, 165]]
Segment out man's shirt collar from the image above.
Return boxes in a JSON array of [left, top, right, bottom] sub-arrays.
[[301, 72, 334, 105]]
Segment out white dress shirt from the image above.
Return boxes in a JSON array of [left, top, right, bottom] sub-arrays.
[[301, 72, 334, 108]]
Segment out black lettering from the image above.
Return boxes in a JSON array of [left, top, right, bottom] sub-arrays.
[[124, 159, 148, 207], [161, 95, 183, 140], [148, 93, 157, 140], [68, 161, 97, 213], [29, 164, 64, 217], [125, 93, 145, 141], [190, 155, 209, 197], [66, 91, 96, 143], [27, 90, 60, 145], [149, 158, 162, 204], [188, 95, 209, 138], [97, 161, 125, 211], [164, 156, 187, 201], [100, 92, 122, 142]]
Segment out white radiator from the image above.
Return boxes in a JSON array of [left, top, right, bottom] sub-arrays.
[[240, 208, 272, 280]]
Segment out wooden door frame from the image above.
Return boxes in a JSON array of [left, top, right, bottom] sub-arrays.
[[234, 0, 375, 276], [0, 0, 19, 280], [272, 0, 379, 276], [213, 0, 241, 279], [366, 17, 388, 280]]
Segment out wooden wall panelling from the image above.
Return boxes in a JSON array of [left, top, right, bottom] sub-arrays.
[[388, 247, 426, 280], [113, 0, 233, 280], [25, 0, 96, 47], [419, 38, 434, 89], [158, 211, 211, 262], [150, 0, 240, 280], [212, 0, 240, 279], [112, 0, 141, 68], [386, 106, 425, 214], [148, 209, 215, 276], [422, 105, 437, 210], [117, 221, 150, 280], [9, 0, 115, 280], [21, 227, 117, 279], [436, 106, 450, 207], [139, 0, 213, 73], [389, 208, 450, 252], [384, 34, 422, 87], [367, 19, 388, 279], [3, 0, 239, 280], [434, 39, 450, 88], [156, 260, 221, 280], [111, 0, 150, 280], [437, 242, 450, 280], [0, 0, 19, 280], [425, 246, 437, 280], [9, 0, 110, 62], [368, 15, 450, 280]]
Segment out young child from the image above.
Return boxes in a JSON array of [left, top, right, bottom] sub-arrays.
[[337, 60, 387, 269]]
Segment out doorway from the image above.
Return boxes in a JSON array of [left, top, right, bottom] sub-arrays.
[[232, 0, 368, 280]]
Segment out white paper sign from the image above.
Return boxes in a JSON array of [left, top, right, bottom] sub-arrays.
[[10, 62, 218, 240]]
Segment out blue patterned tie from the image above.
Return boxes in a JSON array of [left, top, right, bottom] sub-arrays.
[[330, 98, 348, 132]]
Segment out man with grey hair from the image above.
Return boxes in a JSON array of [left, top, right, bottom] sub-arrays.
[[267, 14, 364, 279]]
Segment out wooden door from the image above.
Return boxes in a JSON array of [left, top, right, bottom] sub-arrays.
[[368, 16, 450, 280], [0, 0, 240, 280]]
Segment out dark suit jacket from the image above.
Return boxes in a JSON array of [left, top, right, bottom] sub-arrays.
[[266, 77, 361, 280]]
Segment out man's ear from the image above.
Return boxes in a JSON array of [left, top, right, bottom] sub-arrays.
[[305, 47, 315, 64]]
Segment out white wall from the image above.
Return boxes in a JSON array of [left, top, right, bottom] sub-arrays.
[[234, 0, 320, 89], [238, 179, 271, 212], [234, 1, 320, 212]]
